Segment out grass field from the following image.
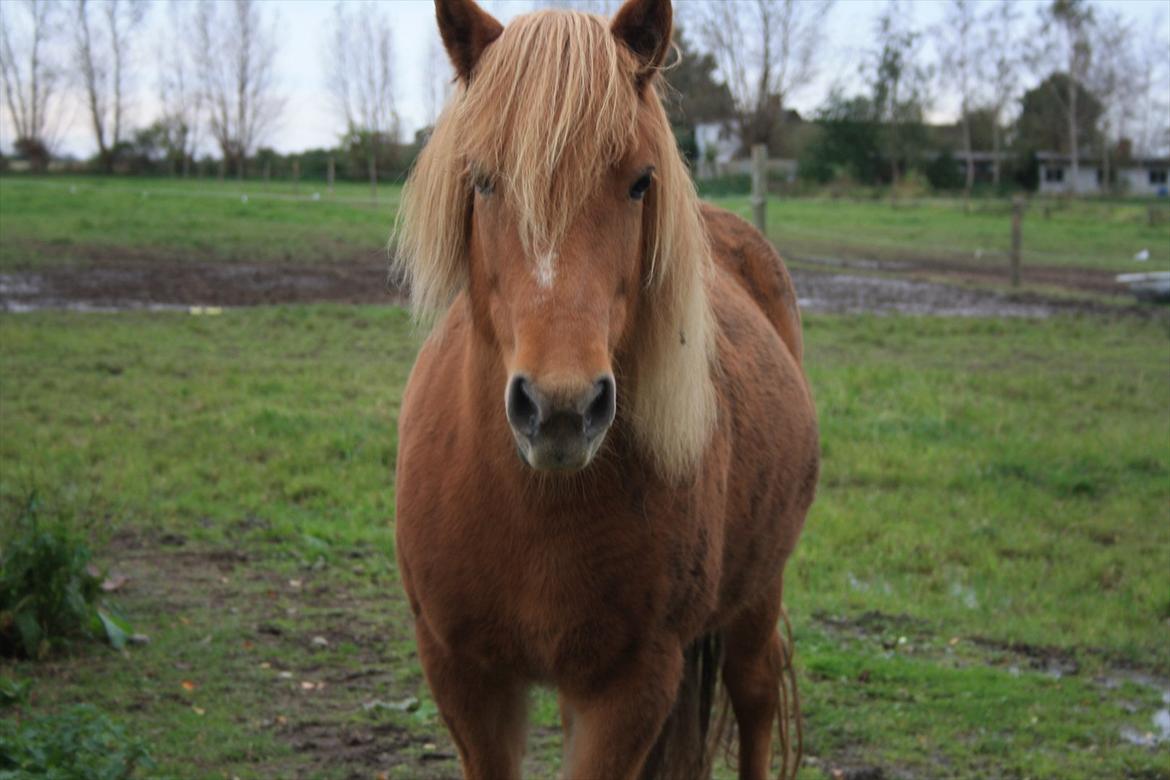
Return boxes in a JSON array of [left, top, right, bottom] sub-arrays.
[[0, 176, 396, 269], [2, 175, 1168, 276], [712, 194, 1170, 273], [2, 307, 1168, 778]]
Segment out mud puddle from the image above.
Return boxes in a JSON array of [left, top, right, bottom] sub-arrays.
[[0, 260, 1140, 319]]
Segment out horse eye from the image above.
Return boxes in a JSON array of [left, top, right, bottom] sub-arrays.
[[629, 171, 653, 201], [474, 174, 495, 196]]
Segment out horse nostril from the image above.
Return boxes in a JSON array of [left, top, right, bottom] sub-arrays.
[[583, 375, 616, 437], [506, 375, 543, 437]]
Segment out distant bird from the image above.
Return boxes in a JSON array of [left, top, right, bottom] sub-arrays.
[[1134, 249, 1150, 262]]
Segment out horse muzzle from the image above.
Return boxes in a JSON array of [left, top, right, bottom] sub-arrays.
[[505, 373, 616, 471]]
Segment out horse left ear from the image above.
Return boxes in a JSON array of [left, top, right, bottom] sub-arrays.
[[610, 0, 673, 90], [435, 0, 504, 85]]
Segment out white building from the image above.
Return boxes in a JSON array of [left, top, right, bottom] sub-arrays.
[[1037, 152, 1169, 196]]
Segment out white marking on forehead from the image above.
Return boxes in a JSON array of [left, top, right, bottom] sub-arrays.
[[534, 250, 557, 289]]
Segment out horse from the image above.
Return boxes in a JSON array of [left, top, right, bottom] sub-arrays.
[[392, 0, 819, 777]]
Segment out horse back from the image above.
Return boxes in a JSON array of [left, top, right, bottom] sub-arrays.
[[702, 203, 803, 366]]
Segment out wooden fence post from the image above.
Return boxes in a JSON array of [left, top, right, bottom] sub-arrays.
[[750, 143, 767, 235], [1011, 195, 1023, 288]]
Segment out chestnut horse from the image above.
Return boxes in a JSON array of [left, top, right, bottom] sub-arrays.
[[393, 0, 818, 777]]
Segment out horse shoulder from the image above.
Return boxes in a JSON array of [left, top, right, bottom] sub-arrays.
[[701, 203, 804, 366]]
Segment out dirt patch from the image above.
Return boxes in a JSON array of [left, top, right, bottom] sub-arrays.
[[1, 255, 1153, 320], [793, 268, 1065, 317], [62, 535, 460, 779], [1, 260, 402, 312]]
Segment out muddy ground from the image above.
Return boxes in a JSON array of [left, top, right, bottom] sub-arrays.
[[0, 257, 1156, 318]]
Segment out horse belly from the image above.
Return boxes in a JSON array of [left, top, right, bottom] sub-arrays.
[[711, 273, 818, 618]]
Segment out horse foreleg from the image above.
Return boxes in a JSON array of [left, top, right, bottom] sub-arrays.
[[415, 622, 528, 780], [559, 641, 683, 780]]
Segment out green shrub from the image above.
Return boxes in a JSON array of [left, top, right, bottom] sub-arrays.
[[0, 704, 155, 779], [0, 493, 130, 659]]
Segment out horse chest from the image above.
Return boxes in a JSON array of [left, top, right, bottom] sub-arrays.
[[416, 493, 715, 682]]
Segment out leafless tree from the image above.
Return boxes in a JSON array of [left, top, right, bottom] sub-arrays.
[[1031, 0, 1094, 194], [193, 0, 283, 180], [157, 0, 200, 176], [324, 1, 397, 201], [1087, 9, 1138, 191], [934, 0, 979, 202], [537, 0, 619, 14], [0, 0, 65, 168], [869, 0, 931, 202], [72, 0, 146, 172], [690, 0, 834, 154], [983, 0, 1022, 187], [1130, 11, 1170, 159], [422, 35, 451, 130]]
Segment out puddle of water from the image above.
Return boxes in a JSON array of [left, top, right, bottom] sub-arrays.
[[1104, 673, 1170, 747], [1120, 707, 1170, 747]]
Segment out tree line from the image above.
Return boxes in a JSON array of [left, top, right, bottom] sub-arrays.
[[1, 0, 1167, 197]]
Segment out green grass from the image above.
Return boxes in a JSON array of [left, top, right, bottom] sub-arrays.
[[711, 194, 1170, 272], [3, 175, 1168, 276], [2, 307, 1168, 778], [0, 176, 398, 269]]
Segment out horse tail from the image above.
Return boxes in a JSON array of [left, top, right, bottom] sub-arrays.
[[775, 608, 804, 780], [640, 633, 726, 780]]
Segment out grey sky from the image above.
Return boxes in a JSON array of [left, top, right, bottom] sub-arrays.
[[4, 0, 1168, 158]]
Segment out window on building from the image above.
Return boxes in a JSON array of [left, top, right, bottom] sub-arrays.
[[1150, 169, 1168, 185], [1044, 167, 1065, 183]]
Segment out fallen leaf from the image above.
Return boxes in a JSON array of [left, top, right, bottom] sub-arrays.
[[192, 706, 206, 716], [181, 680, 197, 692], [101, 573, 129, 592]]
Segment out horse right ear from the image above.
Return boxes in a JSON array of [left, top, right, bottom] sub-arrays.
[[435, 0, 504, 84]]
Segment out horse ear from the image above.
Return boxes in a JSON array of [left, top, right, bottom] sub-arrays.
[[610, 0, 672, 89], [435, 0, 504, 84]]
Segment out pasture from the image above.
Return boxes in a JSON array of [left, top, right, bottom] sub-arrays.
[[2, 175, 1167, 280], [1, 175, 1169, 778]]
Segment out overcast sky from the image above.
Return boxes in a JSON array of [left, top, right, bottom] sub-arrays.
[[3, 0, 1168, 158]]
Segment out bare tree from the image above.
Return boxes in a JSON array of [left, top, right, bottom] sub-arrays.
[[193, 0, 283, 180], [983, 0, 1022, 187], [1131, 11, 1170, 158], [72, 0, 146, 172], [934, 0, 979, 202], [1087, 9, 1138, 192], [422, 35, 451, 129], [0, 0, 65, 168], [691, 0, 834, 154], [157, 0, 200, 176], [1031, 0, 1094, 194], [869, 0, 931, 202], [324, 1, 397, 201]]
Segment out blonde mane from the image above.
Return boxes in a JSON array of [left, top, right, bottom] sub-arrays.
[[395, 9, 716, 480]]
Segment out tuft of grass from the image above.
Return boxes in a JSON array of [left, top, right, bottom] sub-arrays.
[[0, 492, 131, 659], [0, 704, 157, 779]]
